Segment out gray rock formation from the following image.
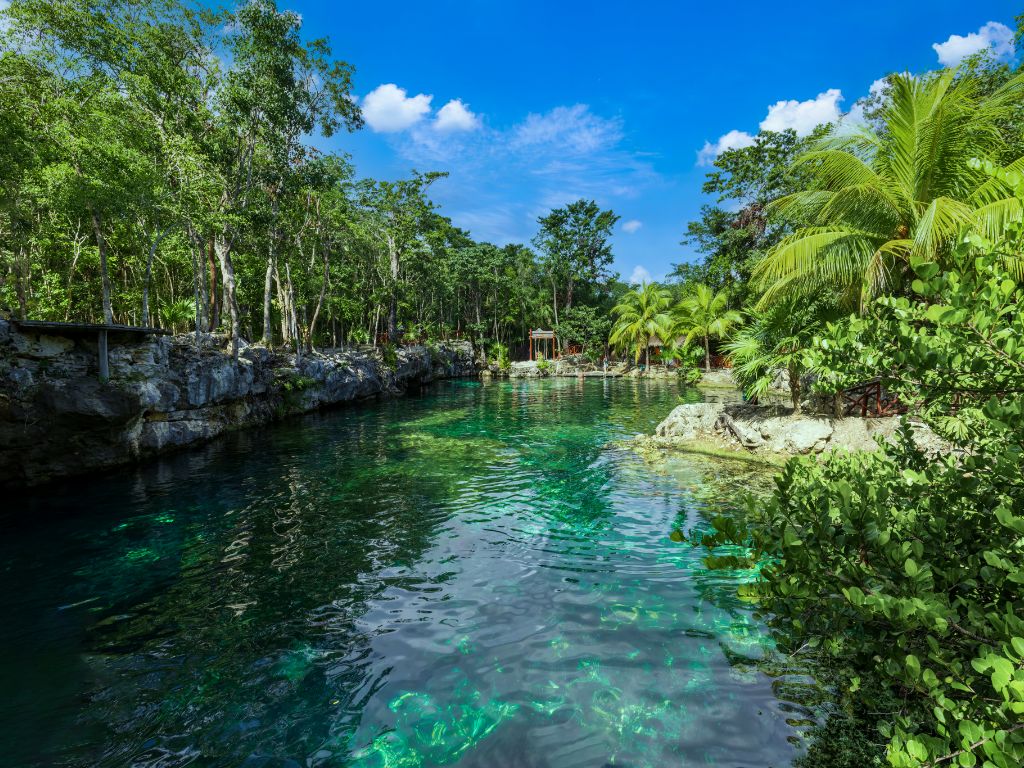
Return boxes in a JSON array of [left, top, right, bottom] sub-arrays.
[[509, 360, 549, 378], [655, 403, 723, 439], [0, 319, 477, 487], [648, 401, 946, 457], [697, 369, 736, 389]]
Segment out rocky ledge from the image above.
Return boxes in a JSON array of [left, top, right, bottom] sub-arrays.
[[0, 319, 477, 487], [637, 401, 947, 458], [505, 357, 700, 380]]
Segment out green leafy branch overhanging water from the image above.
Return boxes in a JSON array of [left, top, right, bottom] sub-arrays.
[[690, 222, 1024, 767]]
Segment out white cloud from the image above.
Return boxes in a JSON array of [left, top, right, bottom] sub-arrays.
[[512, 104, 623, 154], [933, 21, 1015, 67], [867, 77, 889, 99], [362, 83, 432, 133], [385, 102, 659, 248], [698, 90, 844, 165], [845, 77, 890, 125], [434, 99, 480, 132], [696, 129, 756, 166], [628, 265, 652, 285], [760, 88, 843, 134], [622, 219, 643, 234]]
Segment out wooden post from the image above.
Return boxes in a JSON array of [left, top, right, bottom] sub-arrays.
[[97, 328, 109, 380], [529, 330, 532, 361]]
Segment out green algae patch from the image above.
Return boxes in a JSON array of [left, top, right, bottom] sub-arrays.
[[395, 432, 505, 464], [629, 435, 786, 468], [400, 407, 473, 429]]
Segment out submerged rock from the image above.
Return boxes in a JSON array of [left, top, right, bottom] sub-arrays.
[[0, 319, 478, 487]]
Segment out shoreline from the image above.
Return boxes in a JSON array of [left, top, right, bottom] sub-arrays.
[[0, 319, 478, 488], [636, 400, 947, 459]]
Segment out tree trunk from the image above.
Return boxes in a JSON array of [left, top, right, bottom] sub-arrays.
[[306, 250, 329, 352], [387, 237, 399, 343], [387, 294, 398, 344], [704, 335, 711, 372], [833, 389, 844, 418], [141, 228, 168, 327], [208, 238, 220, 332], [89, 208, 114, 324], [187, 225, 209, 334], [214, 232, 241, 360], [14, 247, 28, 319], [261, 252, 275, 345], [285, 261, 300, 359], [789, 361, 802, 415]]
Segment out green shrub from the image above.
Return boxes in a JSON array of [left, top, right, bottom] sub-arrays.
[[694, 239, 1024, 768], [491, 343, 511, 372], [664, 344, 703, 384], [536, 357, 551, 374]]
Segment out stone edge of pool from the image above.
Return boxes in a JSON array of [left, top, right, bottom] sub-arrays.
[[0, 319, 479, 488]]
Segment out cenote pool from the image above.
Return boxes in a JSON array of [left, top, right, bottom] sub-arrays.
[[1, 378, 817, 767]]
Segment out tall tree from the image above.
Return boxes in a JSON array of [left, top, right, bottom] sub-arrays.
[[673, 283, 742, 371], [675, 130, 817, 304], [609, 283, 672, 367], [354, 172, 445, 343], [755, 70, 1024, 308], [210, 0, 361, 356], [533, 199, 619, 338]]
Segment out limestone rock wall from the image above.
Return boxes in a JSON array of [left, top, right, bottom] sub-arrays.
[[0, 320, 477, 487]]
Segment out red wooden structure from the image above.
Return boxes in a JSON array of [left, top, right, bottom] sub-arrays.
[[841, 379, 906, 418]]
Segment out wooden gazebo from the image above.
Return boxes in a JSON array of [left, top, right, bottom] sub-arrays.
[[528, 328, 557, 361]]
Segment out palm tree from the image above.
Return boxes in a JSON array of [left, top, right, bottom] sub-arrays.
[[755, 70, 1024, 308], [674, 284, 742, 371], [725, 299, 834, 415], [161, 298, 196, 334], [609, 283, 673, 367]]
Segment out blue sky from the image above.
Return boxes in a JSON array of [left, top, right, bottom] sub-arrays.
[[293, 0, 1021, 284]]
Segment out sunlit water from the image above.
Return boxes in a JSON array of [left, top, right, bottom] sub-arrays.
[[1, 378, 815, 767]]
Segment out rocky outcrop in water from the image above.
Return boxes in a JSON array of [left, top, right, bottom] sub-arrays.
[[642, 401, 947, 457], [0, 319, 477, 487]]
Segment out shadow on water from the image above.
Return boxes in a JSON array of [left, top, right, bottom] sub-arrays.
[[0, 378, 816, 768]]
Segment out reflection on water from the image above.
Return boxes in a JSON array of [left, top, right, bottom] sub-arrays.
[[0, 378, 814, 767]]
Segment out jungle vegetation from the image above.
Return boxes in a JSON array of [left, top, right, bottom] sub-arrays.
[[667, 37, 1024, 768], [0, 0, 623, 358]]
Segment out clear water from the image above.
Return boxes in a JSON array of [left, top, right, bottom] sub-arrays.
[[0, 378, 813, 767]]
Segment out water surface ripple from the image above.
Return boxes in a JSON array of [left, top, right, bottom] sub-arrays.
[[0, 378, 808, 767]]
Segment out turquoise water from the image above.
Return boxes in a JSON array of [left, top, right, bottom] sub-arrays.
[[0, 378, 813, 767]]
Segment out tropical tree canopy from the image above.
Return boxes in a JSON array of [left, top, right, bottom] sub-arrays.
[[725, 298, 836, 413], [754, 70, 1024, 308], [609, 283, 673, 366], [673, 283, 742, 370]]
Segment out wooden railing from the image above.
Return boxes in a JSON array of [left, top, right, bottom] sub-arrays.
[[842, 379, 906, 418]]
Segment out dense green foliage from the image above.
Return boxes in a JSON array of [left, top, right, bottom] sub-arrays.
[[697, 228, 1024, 767], [608, 283, 672, 366], [755, 70, 1024, 308], [673, 284, 742, 371], [0, 0, 620, 357], [726, 298, 838, 412], [677, 130, 818, 305]]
